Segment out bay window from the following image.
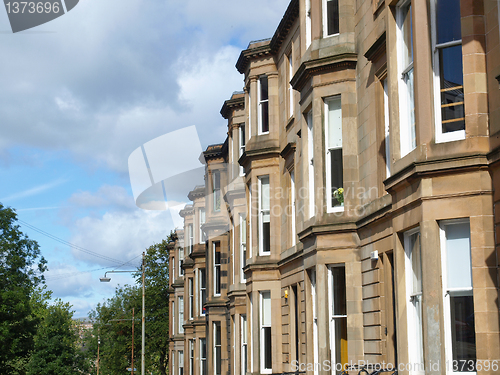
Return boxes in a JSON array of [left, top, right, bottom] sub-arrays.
[[258, 176, 271, 255], [325, 96, 343, 211], [432, 0, 465, 142]]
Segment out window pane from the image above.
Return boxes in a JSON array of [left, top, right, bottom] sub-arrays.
[[437, 0, 461, 45], [262, 291, 271, 326], [404, 67, 416, 148], [333, 317, 348, 373], [263, 221, 270, 253], [440, 45, 465, 133], [446, 222, 472, 289], [401, 4, 413, 68], [330, 149, 343, 206], [332, 266, 346, 316], [264, 326, 272, 369], [261, 102, 269, 133], [409, 232, 422, 295], [328, 98, 342, 149], [260, 77, 268, 101], [450, 295, 476, 369], [261, 176, 270, 210], [327, 0, 339, 35]]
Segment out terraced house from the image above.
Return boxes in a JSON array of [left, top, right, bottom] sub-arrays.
[[169, 0, 500, 375]]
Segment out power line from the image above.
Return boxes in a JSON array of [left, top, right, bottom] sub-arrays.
[[18, 219, 125, 265]]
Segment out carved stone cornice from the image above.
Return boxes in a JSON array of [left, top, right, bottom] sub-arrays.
[[203, 143, 224, 161], [179, 204, 194, 218], [290, 53, 358, 91], [364, 31, 386, 62], [220, 93, 245, 120], [269, 0, 299, 54], [236, 40, 272, 74], [188, 185, 205, 201]]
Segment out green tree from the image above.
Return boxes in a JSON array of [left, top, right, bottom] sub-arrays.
[[27, 300, 89, 375], [137, 235, 172, 375], [0, 204, 47, 373], [85, 232, 173, 375]]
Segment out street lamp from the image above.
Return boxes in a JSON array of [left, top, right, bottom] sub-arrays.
[[100, 252, 146, 375]]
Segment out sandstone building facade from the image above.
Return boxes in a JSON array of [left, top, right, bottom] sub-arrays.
[[169, 0, 500, 374]]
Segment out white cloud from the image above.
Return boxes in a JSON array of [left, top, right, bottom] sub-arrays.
[[69, 185, 134, 210], [69, 209, 171, 266]]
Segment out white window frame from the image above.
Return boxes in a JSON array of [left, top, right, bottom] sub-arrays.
[[178, 296, 184, 334], [307, 110, 315, 219], [248, 87, 252, 141], [213, 171, 221, 212], [199, 208, 205, 244], [258, 76, 269, 135], [189, 339, 194, 375], [258, 176, 271, 255], [249, 293, 254, 373], [240, 214, 247, 283], [188, 223, 193, 254], [260, 291, 272, 374], [431, 0, 465, 144], [172, 348, 175, 375], [200, 338, 207, 375], [214, 321, 222, 375], [328, 265, 348, 373], [290, 170, 296, 246], [288, 51, 294, 118], [383, 78, 391, 178], [306, 0, 312, 48], [178, 350, 184, 375], [214, 243, 221, 296], [239, 125, 246, 176], [241, 314, 248, 375], [179, 247, 184, 277], [322, 0, 339, 38], [249, 184, 253, 260], [439, 219, 475, 375], [311, 270, 318, 375], [324, 96, 344, 213], [404, 227, 424, 375], [188, 277, 194, 320], [199, 268, 206, 316], [397, 0, 416, 157], [172, 300, 175, 335]]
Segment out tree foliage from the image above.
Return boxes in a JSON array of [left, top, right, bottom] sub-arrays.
[[86, 232, 173, 375], [0, 203, 47, 373], [27, 300, 89, 375]]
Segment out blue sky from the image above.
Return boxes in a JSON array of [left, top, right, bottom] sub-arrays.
[[0, 0, 289, 317]]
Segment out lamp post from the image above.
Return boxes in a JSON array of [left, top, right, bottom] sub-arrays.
[[100, 252, 146, 375]]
